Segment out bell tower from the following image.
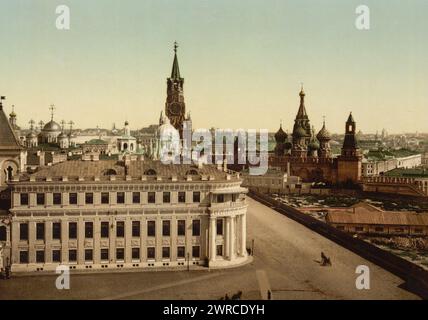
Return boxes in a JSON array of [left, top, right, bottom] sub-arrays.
[[165, 42, 186, 138], [337, 112, 362, 184]]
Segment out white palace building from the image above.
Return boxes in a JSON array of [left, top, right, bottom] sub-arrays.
[[6, 157, 249, 272]]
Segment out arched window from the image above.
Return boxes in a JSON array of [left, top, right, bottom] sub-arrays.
[[0, 226, 6, 241], [186, 169, 199, 176], [6, 166, 13, 181], [123, 143, 128, 150], [144, 169, 157, 176]]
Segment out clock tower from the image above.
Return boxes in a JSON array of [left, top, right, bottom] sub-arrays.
[[165, 42, 186, 138]]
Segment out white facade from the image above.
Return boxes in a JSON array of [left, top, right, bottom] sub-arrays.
[[7, 159, 249, 272]]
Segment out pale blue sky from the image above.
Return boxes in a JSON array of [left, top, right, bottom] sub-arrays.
[[0, 0, 427, 133]]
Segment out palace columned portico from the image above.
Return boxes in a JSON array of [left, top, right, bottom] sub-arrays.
[[207, 187, 248, 268]]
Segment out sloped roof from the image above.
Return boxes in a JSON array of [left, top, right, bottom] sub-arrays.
[[0, 106, 22, 150], [326, 202, 428, 226]]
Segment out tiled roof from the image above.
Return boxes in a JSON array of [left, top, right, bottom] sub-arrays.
[[0, 106, 22, 150], [16, 159, 238, 182], [326, 202, 428, 226]]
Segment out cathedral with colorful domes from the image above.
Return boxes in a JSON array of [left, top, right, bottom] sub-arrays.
[[269, 87, 362, 185]]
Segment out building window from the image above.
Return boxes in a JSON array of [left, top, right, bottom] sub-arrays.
[[147, 247, 155, 259], [85, 249, 93, 262], [148, 192, 156, 204], [147, 221, 156, 237], [193, 191, 200, 203], [20, 193, 29, 205], [0, 226, 6, 241], [216, 245, 223, 256], [177, 246, 185, 258], [162, 247, 170, 259], [36, 222, 45, 240], [116, 248, 124, 261], [192, 220, 200, 236], [37, 193, 45, 205], [216, 219, 223, 236], [337, 226, 345, 231], [85, 193, 94, 204], [132, 248, 140, 260], [355, 226, 364, 232], [53, 193, 62, 205], [52, 250, 61, 263], [177, 220, 186, 236], [178, 191, 186, 203], [116, 221, 125, 237], [20, 223, 28, 240], [217, 194, 224, 203], [36, 250, 45, 263], [20, 251, 29, 264], [52, 222, 61, 240], [192, 246, 200, 258], [85, 222, 93, 238], [117, 192, 125, 204], [69, 193, 77, 205], [375, 227, 384, 232], [69, 222, 77, 239], [132, 221, 140, 237], [101, 248, 109, 261], [132, 192, 140, 204], [69, 249, 77, 262], [163, 192, 170, 203], [101, 192, 109, 204], [415, 228, 423, 233], [101, 222, 109, 238], [162, 220, 170, 236]]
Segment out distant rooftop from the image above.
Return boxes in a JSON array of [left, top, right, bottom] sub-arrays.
[[12, 159, 239, 183], [365, 148, 420, 161], [385, 168, 428, 178], [326, 202, 428, 226]]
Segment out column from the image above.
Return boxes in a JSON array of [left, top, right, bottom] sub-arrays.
[[29, 221, 36, 264], [140, 218, 146, 262], [229, 216, 235, 260], [11, 222, 19, 265], [209, 216, 216, 262], [125, 216, 132, 263], [78, 218, 85, 265], [93, 217, 100, 264], [240, 214, 246, 257], [171, 217, 177, 261], [156, 216, 162, 261], [45, 221, 52, 263], [61, 219, 68, 263], [225, 217, 230, 259]]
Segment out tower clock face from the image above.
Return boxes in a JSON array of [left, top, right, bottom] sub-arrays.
[[169, 103, 182, 115]]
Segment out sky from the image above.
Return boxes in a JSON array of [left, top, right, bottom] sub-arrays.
[[0, 0, 427, 134]]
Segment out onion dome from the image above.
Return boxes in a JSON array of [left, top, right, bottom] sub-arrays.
[[274, 124, 287, 143], [26, 131, 37, 139], [43, 120, 61, 132], [316, 121, 331, 141], [293, 125, 307, 138], [58, 132, 68, 140], [308, 138, 320, 150]]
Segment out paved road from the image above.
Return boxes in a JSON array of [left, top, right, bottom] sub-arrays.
[[0, 198, 419, 300], [246, 197, 418, 299]]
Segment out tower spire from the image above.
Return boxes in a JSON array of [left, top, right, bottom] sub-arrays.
[[49, 104, 55, 121], [171, 41, 181, 79]]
